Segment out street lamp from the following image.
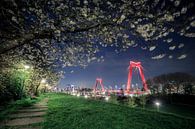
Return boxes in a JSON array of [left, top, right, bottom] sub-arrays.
[[24, 65, 30, 70], [155, 101, 160, 112], [105, 96, 109, 101], [41, 79, 46, 83], [84, 95, 88, 98]]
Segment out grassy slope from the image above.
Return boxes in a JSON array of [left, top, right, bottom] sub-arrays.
[[43, 93, 195, 129]]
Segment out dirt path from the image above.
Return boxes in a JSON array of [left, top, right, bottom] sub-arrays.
[[1, 98, 48, 129]]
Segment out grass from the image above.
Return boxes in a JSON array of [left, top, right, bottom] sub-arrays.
[[43, 93, 195, 129]]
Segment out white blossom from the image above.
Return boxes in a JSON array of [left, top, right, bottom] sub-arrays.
[[169, 46, 176, 50], [190, 21, 195, 27], [185, 33, 195, 37], [181, 7, 187, 14], [177, 54, 187, 60], [149, 46, 156, 51], [174, 0, 180, 7], [151, 54, 166, 60], [168, 55, 173, 59], [178, 43, 184, 48]]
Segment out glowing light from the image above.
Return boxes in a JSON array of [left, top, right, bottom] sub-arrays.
[[105, 96, 109, 101], [84, 95, 88, 98], [24, 65, 30, 69], [155, 102, 160, 106], [77, 94, 80, 97], [41, 79, 46, 83], [155, 101, 161, 111]]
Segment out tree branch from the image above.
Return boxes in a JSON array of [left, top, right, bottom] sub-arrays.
[[0, 21, 114, 55]]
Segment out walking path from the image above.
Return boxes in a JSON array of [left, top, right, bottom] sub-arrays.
[[1, 98, 48, 129]]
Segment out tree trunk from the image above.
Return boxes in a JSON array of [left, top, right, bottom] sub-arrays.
[[34, 83, 40, 96]]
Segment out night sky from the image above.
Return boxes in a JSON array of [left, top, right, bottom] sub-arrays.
[[58, 34, 195, 88]]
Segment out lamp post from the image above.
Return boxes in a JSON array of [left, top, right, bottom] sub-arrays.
[[105, 96, 109, 101], [84, 94, 88, 98], [155, 101, 160, 112]]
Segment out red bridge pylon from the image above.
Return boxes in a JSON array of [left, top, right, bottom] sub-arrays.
[[126, 61, 149, 94], [93, 78, 105, 93]]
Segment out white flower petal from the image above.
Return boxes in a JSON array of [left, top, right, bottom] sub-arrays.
[[151, 54, 166, 60], [149, 46, 156, 51], [169, 55, 173, 59], [169, 46, 176, 50], [178, 43, 184, 48], [177, 54, 187, 59], [190, 21, 195, 27]]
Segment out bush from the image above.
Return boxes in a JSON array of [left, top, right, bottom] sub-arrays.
[[0, 74, 22, 105], [109, 94, 118, 104], [139, 95, 148, 109], [127, 97, 137, 107], [117, 95, 128, 105], [0, 70, 29, 106]]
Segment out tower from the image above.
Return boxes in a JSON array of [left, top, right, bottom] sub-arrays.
[[126, 61, 149, 93], [93, 78, 105, 93]]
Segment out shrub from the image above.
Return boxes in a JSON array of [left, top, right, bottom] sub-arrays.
[[109, 94, 118, 104], [139, 95, 148, 109], [127, 97, 137, 107]]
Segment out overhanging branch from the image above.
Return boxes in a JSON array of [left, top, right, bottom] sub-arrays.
[[0, 21, 115, 55]]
